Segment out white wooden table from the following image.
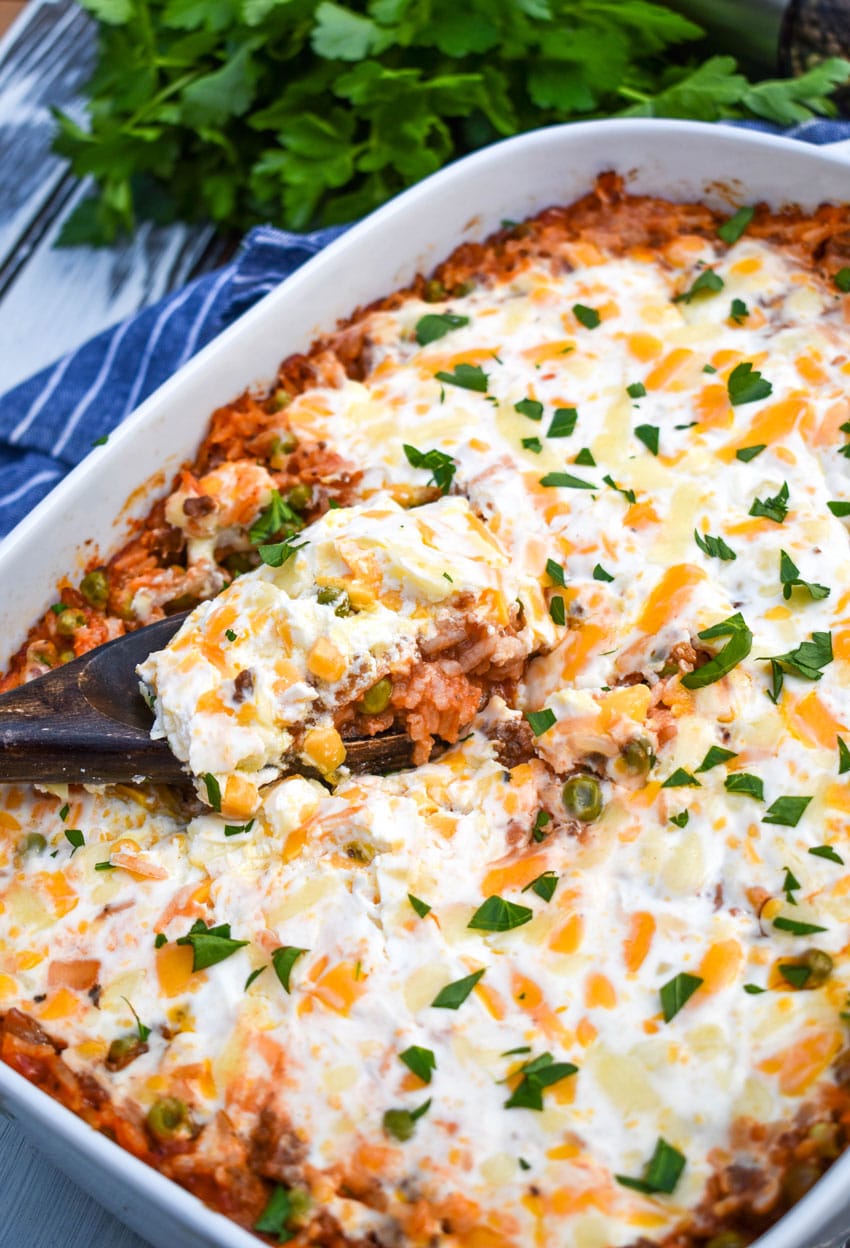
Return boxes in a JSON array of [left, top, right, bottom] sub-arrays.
[[0, 2, 228, 1244]]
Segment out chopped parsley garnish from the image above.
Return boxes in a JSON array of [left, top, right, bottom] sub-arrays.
[[838, 735, 850, 774], [176, 919, 248, 971], [694, 529, 736, 561], [761, 631, 833, 701], [763, 796, 812, 827], [549, 596, 565, 626], [94, 861, 115, 871], [224, 628, 237, 642], [810, 845, 844, 864], [593, 563, 614, 582], [547, 407, 578, 438], [202, 773, 222, 811], [696, 745, 737, 772], [724, 772, 764, 800], [468, 895, 533, 932], [736, 444, 766, 462], [383, 1099, 431, 1141], [660, 972, 703, 1022], [248, 488, 298, 545], [673, 268, 724, 303], [434, 362, 488, 392], [602, 474, 637, 504], [403, 444, 456, 493], [702, 363, 717, 374], [504, 1052, 578, 1110], [574, 447, 596, 466], [546, 558, 566, 586], [749, 480, 789, 523], [744, 983, 766, 994], [717, 205, 755, 245], [224, 819, 254, 837], [258, 537, 307, 567], [415, 312, 469, 345], [399, 1045, 436, 1084], [522, 437, 543, 453], [64, 829, 84, 853], [635, 425, 659, 456], [244, 967, 266, 990], [58, 803, 70, 822], [532, 810, 551, 842], [729, 297, 749, 323], [522, 871, 559, 903], [408, 893, 431, 918], [154, 933, 167, 949], [572, 303, 600, 329], [779, 549, 829, 601], [781, 866, 801, 905], [778, 963, 811, 989], [271, 945, 308, 993], [670, 810, 690, 828], [515, 397, 543, 421], [773, 915, 827, 936], [681, 612, 753, 690], [615, 1138, 686, 1195], [728, 361, 772, 406], [627, 382, 647, 399], [539, 471, 596, 490], [431, 968, 485, 1009], [835, 268, 850, 293], [661, 768, 701, 789], [828, 500, 850, 516], [254, 1185, 309, 1239], [525, 708, 556, 736]]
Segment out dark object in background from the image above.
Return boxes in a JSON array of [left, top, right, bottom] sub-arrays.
[[669, 0, 850, 76]]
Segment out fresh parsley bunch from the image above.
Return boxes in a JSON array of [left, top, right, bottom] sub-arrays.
[[54, 0, 850, 244]]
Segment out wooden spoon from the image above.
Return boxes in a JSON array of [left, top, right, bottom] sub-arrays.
[[0, 614, 416, 786]]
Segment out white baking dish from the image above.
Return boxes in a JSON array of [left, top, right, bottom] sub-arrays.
[[2, 118, 850, 1248]]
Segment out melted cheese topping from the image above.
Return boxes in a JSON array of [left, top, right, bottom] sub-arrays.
[[4, 223, 850, 1248]]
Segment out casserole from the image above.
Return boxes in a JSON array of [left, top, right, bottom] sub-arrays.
[[3, 119, 850, 1248]]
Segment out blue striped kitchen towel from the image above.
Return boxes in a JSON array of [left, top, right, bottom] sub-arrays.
[[0, 118, 848, 539]]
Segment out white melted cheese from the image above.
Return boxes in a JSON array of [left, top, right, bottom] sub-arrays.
[[3, 228, 850, 1247]]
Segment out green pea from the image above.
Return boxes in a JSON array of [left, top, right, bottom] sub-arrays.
[[59, 650, 76, 664], [22, 833, 47, 855], [285, 483, 312, 512], [383, 1108, 416, 1141], [268, 430, 297, 467], [562, 774, 603, 822], [316, 587, 351, 617], [55, 608, 87, 636], [809, 1121, 840, 1159], [146, 1096, 194, 1143], [358, 677, 392, 715], [344, 840, 376, 864], [705, 1233, 748, 1248], [287, 1188, 312, 1225], [781, 1160, 821, 1204], [422, 279, 447, 304], [620, 736, 652, 776], [802, 948, 833, 987], [267, 390, 292, 414], [105, 1035, 148, 1072], [80, 569, 109, 610], [31, 642, 58, 668]]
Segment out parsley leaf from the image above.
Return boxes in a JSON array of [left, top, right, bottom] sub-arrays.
[[763, 796, 812, 827], [573, 303, 600, 329], [669, 810, 690, 828], [248, 488, 298, 545], [434, 363, 488, 392], [761, 631, 833, 701], [782, 865, 801, 905], [835, 268, 850, 293], [468, 895, 533, 932], [403, 444, 456, 494], [65, 829, 84, 853], [271, 945, 308, 993], [779, 549, 829, 601], [574, 447, 596, 466], [736, 444, 766, 462], [176, 919, 248, 971], [616, 1138, 686, 1195], [673, 268, 724, 303], [694, 529, 736, 561], [729, 297, 749, 323], [839, 736, 850, 775], [696, 745, 737, 772], [224, 819, 254, 837], [773, 915, 827, 936], [728, 361, 772, 406], [258, 537, 307, 567], [635, 425, 659, 455], [522, 436, 543, 453], [408, 893, 431, 918], [547, 407, 578, 438], [810, 845, 844, 864], [504, 1051, 578, 1110], [749, 480, 789, 523], [515, 397, 543, 421], [399, 1046, 436, 1084], [778, 963, 811, 989], [717, 205, 755, 244], [545, 558, 566, 586], [602, 474, 636, 504], [828, 500, 850, 516], [254, 1185, 302, 1240], [661, 768, 701, 788], [431, 968, 485, 1009], [415, 312, 469, 345], [202, 773, 222, 811], [532, 810, 551, 843], [539, 471, 596, 490], [383, 1098, 431, 1141], [724, 772, 764, 800], [549, 595, 565, 626], [681, 612, 753, 689], [525, 708, 555, 736], [660, 972, 703, 1022], [627, 382, 647, 399], [522, 871, 558, 903], [593, 563, 614, 582]]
